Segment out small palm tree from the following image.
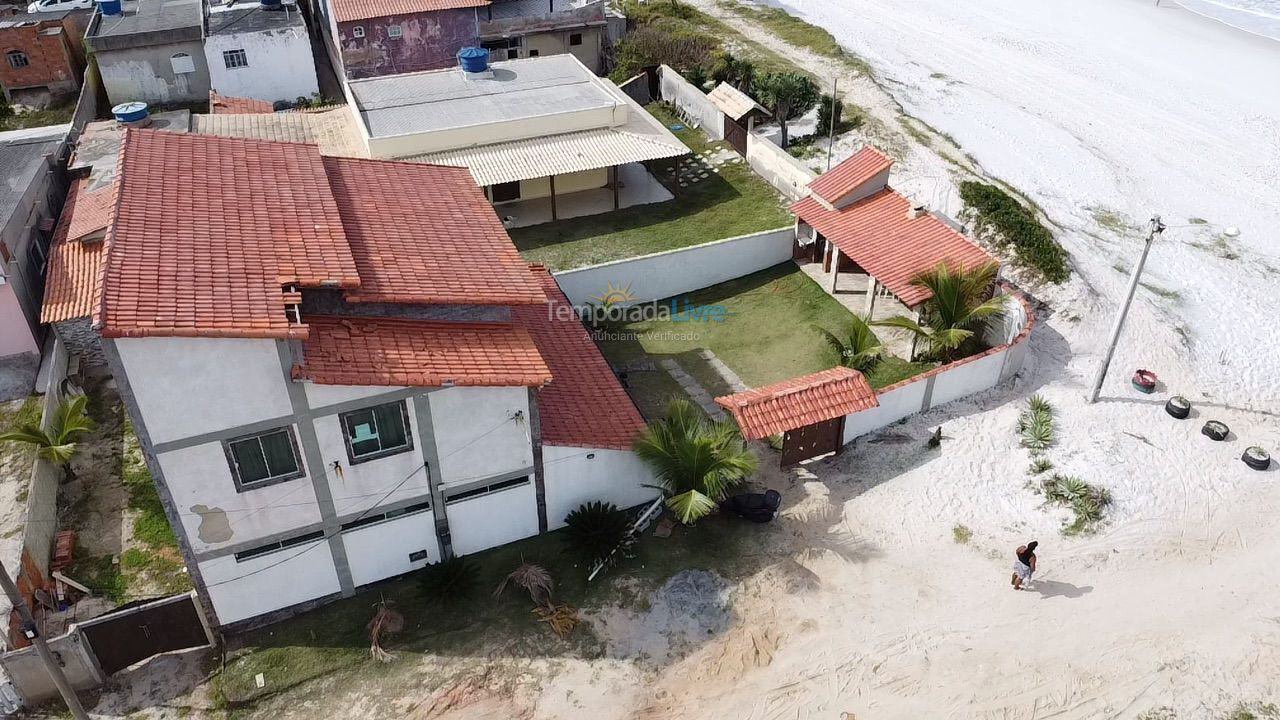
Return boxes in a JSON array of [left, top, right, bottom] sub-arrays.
[[633, 399, 758, 525], [753, 71, 820, 148], [0, 395, 94, 480], [814, 314, 883, 373], [874, 261, 1005, 362]]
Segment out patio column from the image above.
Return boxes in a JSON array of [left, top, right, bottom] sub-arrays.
[[610, 165, 620, 210], [549, 174, 558, 221], [865, 277, 879, 317], [829, 248, 841, 293]]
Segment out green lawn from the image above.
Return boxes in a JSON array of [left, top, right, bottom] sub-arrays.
[[510, 103, 793, 271]]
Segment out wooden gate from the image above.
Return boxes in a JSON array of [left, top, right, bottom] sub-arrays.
[[80, 593, 212, 675], [724, 116, 748, 155], [781, 416, 844, 465]]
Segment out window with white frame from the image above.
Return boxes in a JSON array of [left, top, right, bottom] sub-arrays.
[[340, 401, 413, 464], [224, 427, 304, 490], [170, 52, 195, 75], [6, 50, 29, 69], [222, 48, 249, 69], [387, 24, 402, 38], [351, 25, 365, 39]]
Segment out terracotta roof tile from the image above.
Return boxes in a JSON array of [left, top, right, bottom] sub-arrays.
[[715, 366, 878, 441], [295, 315, 551, 388], [513, 266, 646, 450], [807, 146, 894, 205], [792, 187, 996, 308], [96, 129, 360, 339], [209, 90, 274, 115], [322, 156, 546, 306], [42, 176, 109, 323], [331, 0, 488, 23]]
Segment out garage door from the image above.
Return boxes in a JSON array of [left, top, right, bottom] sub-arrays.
[[445, 476, 540, 556]]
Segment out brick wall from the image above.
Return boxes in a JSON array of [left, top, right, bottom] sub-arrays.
[[0, 17, 83, 102], [337, 7, 477, 79]]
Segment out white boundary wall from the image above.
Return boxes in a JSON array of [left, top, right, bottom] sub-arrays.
[[842, 290, 1035, 444], [658, 64, 724, 140], [746, 132, 817, 200], [553, 227, 794, 306], [542, 446, 658, 530]]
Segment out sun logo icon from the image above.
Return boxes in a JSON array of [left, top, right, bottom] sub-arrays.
[[592, 282, 635, 308]]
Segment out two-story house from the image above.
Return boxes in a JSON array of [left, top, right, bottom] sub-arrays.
[[41, 126, 654, 627]]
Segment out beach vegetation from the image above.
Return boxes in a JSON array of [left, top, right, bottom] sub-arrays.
[[1042, 474, 1112, 536], [960, 181, 1070, 282], [563, 501, 633, 568], [0, 395, 94, 479], [419, 556, 481, 607], [952, 525, 973, 544], [873, 261, 1005, 362], [753, 71, 820, 147], [814, 314, 884, 373]]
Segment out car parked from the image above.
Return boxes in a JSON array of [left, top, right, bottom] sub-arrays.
[[27, 0, 95, 13]]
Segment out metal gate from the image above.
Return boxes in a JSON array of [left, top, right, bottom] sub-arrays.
[[781, 416, 844, 465], [80, 593, 212, 675]]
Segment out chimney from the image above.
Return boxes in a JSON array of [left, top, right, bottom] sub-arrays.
[[907, 205, 927, 220]]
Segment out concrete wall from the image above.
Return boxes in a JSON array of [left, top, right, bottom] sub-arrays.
[[199, 538, 342, 625], [617, 72, 651, 106], [445, 479, 539, 555], [205, 26, 319, 104], [658, 64, 722, 140], [0, 626, 103, 704], [542, 446, 657, 530], [841, 289, 1036, 444], [0, 286, 37, 358], [429, 386, 532, 487], [341, 507, 441, 588], [96, 39, 211, 106], [337, 7, 478, 79], [0, 128, 64, 363], [552, 227, 795, 307], [521, 26, 603, 72], [505, 167, 608, 202], [745, 131, 817, 201]]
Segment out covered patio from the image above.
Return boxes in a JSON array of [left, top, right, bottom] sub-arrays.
[[491, 162, 672, 229]]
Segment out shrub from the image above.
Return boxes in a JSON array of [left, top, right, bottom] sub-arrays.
[[960, 181, 1070, 283], [611, 17, 720, 81], [1028, 456, 1054, 475], [419, 556, 480, 607], [563, 501, 631, 567], [1042, 474, 1112, 535]]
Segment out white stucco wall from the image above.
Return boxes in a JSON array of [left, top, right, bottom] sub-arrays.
[[116, 337, 292, 444], [200, 539, 341, 624], [429, 387, 533, 487], [745, 131, 818, 201], [927, 350, 1007, 408], [552, 228, 794, 307], [312, 397, 432, 517], [445, 480, 539, 555], [304, 382, 406, 410], [542, 446, 657, 530], [341, 508, 440, 587], [510, 167, 608, 202], [205, 27, 319, 104], [659, 64, 723, 140], [156, 439, 323, 553], [841, 380, 927, 444]]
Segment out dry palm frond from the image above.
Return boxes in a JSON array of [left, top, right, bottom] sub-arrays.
[[494, 561, 555, 608], [368, 603, 405, 663], [534, 603, 579, 639]]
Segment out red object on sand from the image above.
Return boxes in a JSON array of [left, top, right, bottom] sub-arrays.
[[51, 531, 76, 573], [1132, 369, 1158, 393]]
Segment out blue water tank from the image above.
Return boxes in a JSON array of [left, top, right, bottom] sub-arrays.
[[259, 0, 282, 8], [457, 47, 489, 73], [96, 0, 123, 16], [112, 101, 149, 124]]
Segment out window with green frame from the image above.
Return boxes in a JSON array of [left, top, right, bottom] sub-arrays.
[[225, 428, 303, 490], [340, 401, 412, 463]]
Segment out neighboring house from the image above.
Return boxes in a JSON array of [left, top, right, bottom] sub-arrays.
[[205, 0, 319, 106], [346, 53, 688, 227], [85, 0, 210, 106], [478, 0, 615, 74], [208, 88, 272, 113], [0, 9, 89, 106], [0, 125, 67, 400], [41, 127, 653, 628]]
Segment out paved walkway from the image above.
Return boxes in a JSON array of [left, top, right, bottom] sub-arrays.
[[660, 350, 749, 420], [796, 260, 917, 358]]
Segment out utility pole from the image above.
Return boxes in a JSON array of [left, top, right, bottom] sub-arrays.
[[1087, 215, 1165, 404], [826, 77, 838, 172], [0, 561, 89, 719]]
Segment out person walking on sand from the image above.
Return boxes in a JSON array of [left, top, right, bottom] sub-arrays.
[[1011, 541, 1038, 590]]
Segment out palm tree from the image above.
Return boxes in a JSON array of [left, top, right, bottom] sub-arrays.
[[874, 261, 1005, 362], [814, 314, 883, 373], [633, 399, 758, 525], [753, 71, 820, 148], [0, 395, 94, 480]]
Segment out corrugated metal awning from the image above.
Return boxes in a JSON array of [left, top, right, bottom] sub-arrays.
[[408, 126, 689, 187]]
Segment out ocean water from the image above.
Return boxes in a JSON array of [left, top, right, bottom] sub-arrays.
[[1175, 0, 1280, 40]]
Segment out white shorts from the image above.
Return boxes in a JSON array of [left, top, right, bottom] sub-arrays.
[[1012, 561, 1033, 582]]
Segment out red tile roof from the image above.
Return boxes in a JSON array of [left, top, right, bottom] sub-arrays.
[[209, 91, 273, 115], [807, 146, 893, 205], [294, 315, 551, 388], [512, 266, 646, 450], [331, 0, 488, 23], [322, 156, 546, 306], [792, 188, 996, 308], [96, 129, 360, 339], [715, 367, 878, 441], [42, 177, 110, 323]]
